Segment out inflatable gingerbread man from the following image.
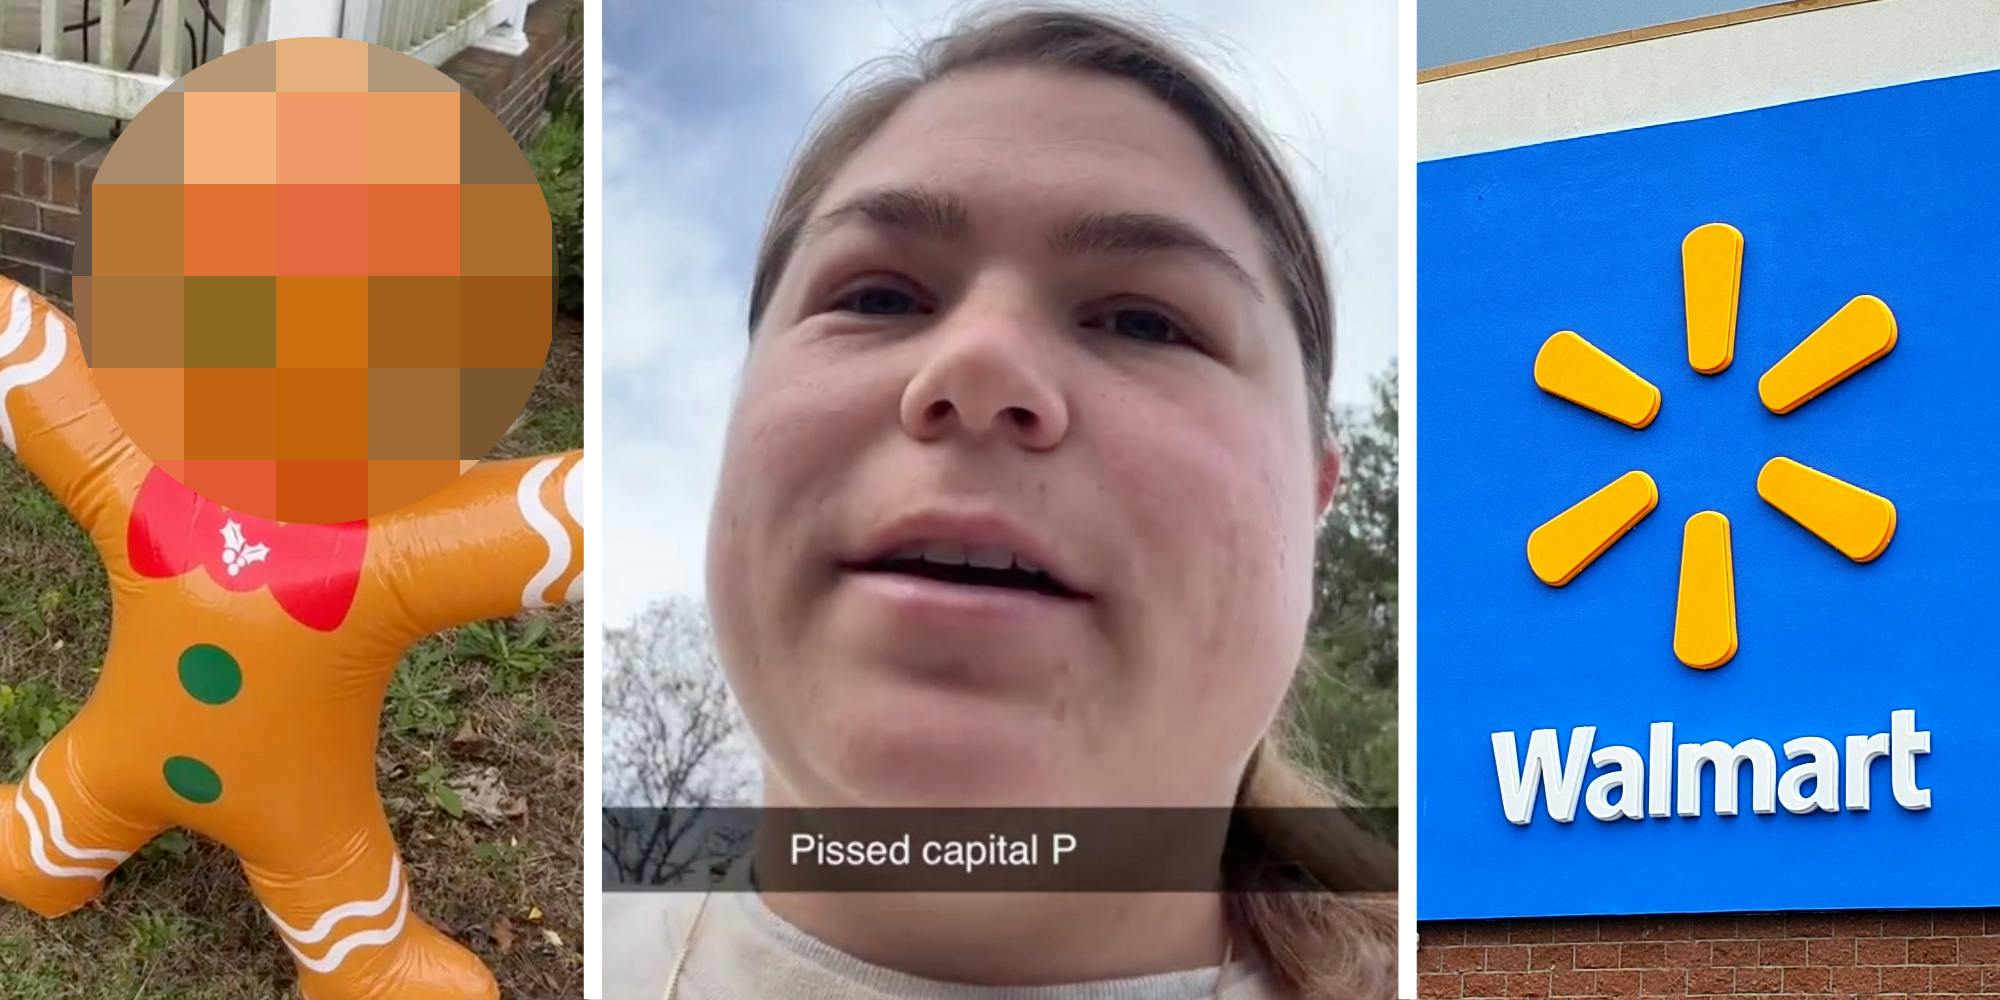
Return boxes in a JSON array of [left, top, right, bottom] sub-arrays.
[[0, 278, 582, 998]]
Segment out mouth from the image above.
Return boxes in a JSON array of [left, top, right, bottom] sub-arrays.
[[852, 544, 1088, 596], [845, 541, 1086, 600]]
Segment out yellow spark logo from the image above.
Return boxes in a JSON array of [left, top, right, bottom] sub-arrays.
[[1525, 223, 1898, 670]]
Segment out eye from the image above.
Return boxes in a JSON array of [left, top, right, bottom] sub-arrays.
[[830, 281, 930, 316], [1083, 304, 1196, 347]]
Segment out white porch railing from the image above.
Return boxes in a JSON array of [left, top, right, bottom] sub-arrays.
[[0, 0, 225, 120], [0, 0, 534, 121], [339, 0, 531, 67]]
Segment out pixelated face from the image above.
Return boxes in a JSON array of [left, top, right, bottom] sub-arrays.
[[76, 37, 552, 524]]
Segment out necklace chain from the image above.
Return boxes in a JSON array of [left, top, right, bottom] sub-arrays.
[[661, 890, 712, 1000], [663, 890, 1236, 999]]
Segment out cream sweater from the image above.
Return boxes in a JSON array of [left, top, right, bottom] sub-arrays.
[[602, 888, 1283, 1000]]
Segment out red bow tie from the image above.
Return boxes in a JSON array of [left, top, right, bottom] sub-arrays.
[[126, 468, 369, 632]]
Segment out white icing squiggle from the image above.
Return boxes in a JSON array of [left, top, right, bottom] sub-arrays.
[[279, 886, 411, 974], [263, 855, 403, 946], [0, 310, 63, 453], [11, 792, 111, 880], [517, 457, 569, 609], [0, 288, 31, 357], [562, 457, 585, 602], [27, 753, 132, 865]]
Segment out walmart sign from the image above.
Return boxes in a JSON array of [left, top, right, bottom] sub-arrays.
[[1418, 69, 2000, 918]]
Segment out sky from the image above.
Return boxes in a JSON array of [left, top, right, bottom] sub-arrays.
[[1419, 0, 1773, 68], [602, 0, 1399, 625]]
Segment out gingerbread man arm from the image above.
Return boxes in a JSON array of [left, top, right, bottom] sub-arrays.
[[367, 451, 585, 638], [0, 281, 151, 547]]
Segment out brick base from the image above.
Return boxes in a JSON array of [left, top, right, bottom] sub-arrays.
[[0, 125, 106, 311], [1418, 913, 2000, 998], [442, 0, 585, 147]]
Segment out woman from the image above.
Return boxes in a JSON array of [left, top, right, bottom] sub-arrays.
[[607, 5, 1395, 997]]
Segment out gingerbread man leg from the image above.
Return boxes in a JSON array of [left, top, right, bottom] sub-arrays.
[[241, 814, 498, 1000], [0, 722, 165, 918]]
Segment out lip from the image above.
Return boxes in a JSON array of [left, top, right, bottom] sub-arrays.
[[838, 571, 1086, 631], [839, 508, 1093, 599]]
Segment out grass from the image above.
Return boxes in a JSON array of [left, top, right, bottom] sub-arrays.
[[0, 324, 586, 998]]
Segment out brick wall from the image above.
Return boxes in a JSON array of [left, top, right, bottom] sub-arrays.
[[1418, 912, 2000, 998], [442, 0, 584, 147], [0, 126, 107, 312]]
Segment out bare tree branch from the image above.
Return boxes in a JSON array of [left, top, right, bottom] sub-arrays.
[[601, 597, 757, 884]]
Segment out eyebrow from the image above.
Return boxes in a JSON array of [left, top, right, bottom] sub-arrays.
[[800, 185, 1262, 300], [801, 186, 972, 246], [1048, 211, 1262, 300]]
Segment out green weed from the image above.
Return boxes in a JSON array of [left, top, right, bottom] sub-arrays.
[[414, 763, 463, 820], [135, 828, 194, 864], [470, 839, 528, 876], [386, 641, 459, 741], [0, 682, 81, 774], [457, 618, 576, 697], [127, 908, 182, 959]]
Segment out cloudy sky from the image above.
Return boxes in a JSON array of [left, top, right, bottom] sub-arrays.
[[602, 0, 1398, 625]]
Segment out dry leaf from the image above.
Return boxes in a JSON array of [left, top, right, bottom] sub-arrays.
[[542, 928, 563, 948], [493, 916, 516, 954], [450, 720, 493, 758], [446, 766, 512, 826]]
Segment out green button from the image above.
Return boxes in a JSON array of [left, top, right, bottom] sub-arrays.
[[177, 644, 241, 705], [162, 757, 222, 804]]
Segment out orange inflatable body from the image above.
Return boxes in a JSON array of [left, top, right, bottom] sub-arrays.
[[0, 278, 582, 999]]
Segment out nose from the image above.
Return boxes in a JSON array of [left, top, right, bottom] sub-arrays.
[[898, 293, 1069, 450]]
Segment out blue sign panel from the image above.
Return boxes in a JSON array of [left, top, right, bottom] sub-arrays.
[[1418, 69, 2000, 919]]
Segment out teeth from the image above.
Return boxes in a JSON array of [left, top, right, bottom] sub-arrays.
[[880, 540, 1051, 580], [967, 545, 1013, 569], [922, 541, 967, 565]]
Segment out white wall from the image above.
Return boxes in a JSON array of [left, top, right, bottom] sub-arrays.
[[1420, 0, 2000, 161]]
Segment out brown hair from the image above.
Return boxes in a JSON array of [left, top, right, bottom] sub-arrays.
[[745, 5, 1392, 997]]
